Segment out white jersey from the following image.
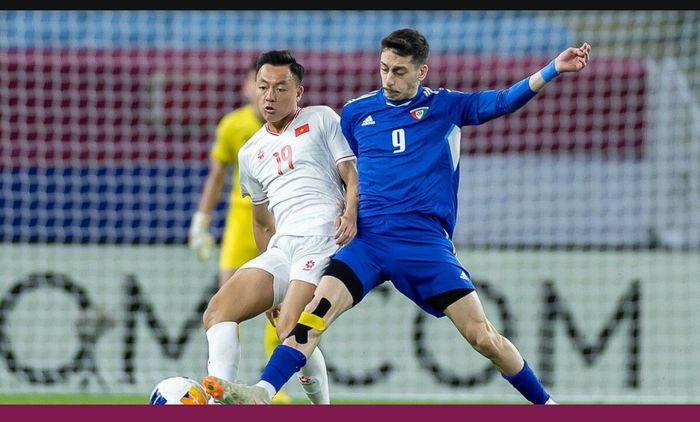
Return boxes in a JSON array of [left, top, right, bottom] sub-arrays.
[[238, 105, 356, 236]]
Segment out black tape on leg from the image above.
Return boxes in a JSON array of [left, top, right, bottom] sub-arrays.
[[286, 324, 312, 344], [286, 298, 332, 344], [313, 298, 331, 317]]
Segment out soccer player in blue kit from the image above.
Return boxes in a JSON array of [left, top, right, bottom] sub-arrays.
[[204, 28, 591, 405]]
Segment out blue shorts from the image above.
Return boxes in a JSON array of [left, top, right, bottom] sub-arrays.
[[332, 213, 474, 317]]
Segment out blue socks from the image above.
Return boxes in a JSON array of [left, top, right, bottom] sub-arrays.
[[263, 347, 550, 403], [502, 361, 550, 404], [260, 345, 307, 392]]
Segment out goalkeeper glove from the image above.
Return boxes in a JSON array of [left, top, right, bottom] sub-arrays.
[[188, 211, 214, 262]]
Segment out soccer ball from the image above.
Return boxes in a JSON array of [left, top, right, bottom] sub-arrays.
[[148, 376, 209, 405]]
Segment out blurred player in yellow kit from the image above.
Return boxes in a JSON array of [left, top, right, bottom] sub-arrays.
[[188, 61, 292, 404]]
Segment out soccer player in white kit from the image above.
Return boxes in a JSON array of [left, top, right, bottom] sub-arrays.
[[201, 50, 358, 405]]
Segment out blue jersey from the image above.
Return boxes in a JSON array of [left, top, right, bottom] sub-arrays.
[[341, 82, 533, 237]]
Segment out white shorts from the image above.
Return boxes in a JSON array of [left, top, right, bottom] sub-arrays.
[[240, 234, 340, 307]]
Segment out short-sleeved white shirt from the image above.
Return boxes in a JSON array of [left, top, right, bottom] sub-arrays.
[[238, 105, 356, 236]]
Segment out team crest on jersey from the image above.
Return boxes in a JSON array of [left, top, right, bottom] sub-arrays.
[[257, 149, 265, 160], [295, 123, 310, 137], [303, 259, 316, 271], [409, 106, 429, 120]]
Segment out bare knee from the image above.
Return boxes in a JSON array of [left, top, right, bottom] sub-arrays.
[[202, 290, 244, 330], [202, 294, 224, 330], [202, 269, 274, 330]]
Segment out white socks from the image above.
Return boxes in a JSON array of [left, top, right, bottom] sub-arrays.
[[206, 321, 240, 382], [255, 380, 277, 402], [207, 322, 330, 404], [298, 347, 330, 404]]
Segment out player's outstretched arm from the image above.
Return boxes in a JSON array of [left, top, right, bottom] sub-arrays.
[[474, 43, 591, 123], [529, 42, 591, 91]]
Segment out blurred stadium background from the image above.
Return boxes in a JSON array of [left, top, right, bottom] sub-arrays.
[[1, 10, 699, 404]]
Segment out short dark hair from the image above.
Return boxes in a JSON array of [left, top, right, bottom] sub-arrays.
[[380, 28, 430, 66], [255, 50, 305, 85]]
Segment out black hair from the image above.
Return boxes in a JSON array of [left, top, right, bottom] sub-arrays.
[[254, 50, 305, 84], [380, 28, 430, 66]]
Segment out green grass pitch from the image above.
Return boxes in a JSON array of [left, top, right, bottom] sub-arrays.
[[0, 394, 502, 404]]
